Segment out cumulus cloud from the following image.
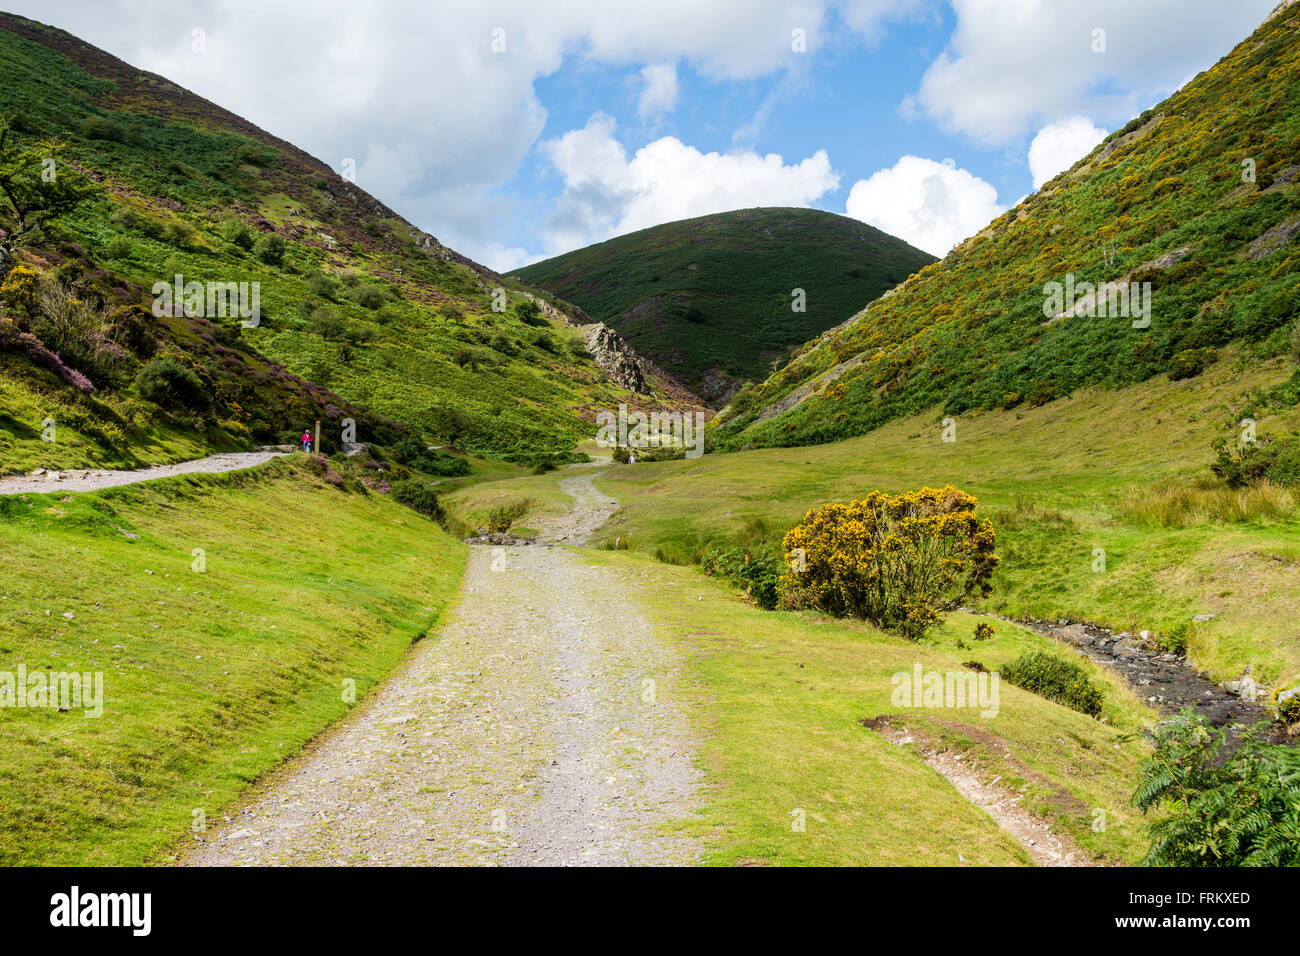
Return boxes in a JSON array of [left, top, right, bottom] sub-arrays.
[[844, 155, 1004, 257], [1027, 116, 1107, 189], [541, 114, 840, 254], [910, 0, 1276, 145], [637, 63, 679, 119]]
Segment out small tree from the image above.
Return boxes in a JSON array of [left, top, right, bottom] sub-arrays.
[[0, 119, 98, 269]]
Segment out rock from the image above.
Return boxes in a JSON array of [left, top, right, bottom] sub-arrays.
[[1279, 687, 1300, 703], [1112, 638, 1141, 659], [1139, 630, 1151, 641], [580, 322, 651, 394], [116, 527, 141, 540], [1192, 613, 1216, 622], [29, 468, 45, 477], [463, 532, 532, 546]]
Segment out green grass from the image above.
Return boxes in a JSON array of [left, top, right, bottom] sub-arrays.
[[0, 458, 464, 865], [515, 207, 934, 401], [594, 355, 1300, 693], [720, 5, 1300, 447], [581, 545, 1155, 865]]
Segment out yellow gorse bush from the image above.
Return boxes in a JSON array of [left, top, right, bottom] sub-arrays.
[[780, 485, 998, 640]]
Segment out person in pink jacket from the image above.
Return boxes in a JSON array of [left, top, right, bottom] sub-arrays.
[[301, 430, 313, 452]]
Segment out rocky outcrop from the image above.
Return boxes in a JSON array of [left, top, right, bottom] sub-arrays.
[[581, 322, 650, 394]]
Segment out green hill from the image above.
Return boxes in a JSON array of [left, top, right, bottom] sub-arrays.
[[0, 12, 698, 473], [717, 4, 1300, 448], [514, 207, 935, 404]]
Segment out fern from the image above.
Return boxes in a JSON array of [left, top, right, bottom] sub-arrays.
[[1134, 710, 1300, 866]]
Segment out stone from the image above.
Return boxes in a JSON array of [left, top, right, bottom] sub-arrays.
[[1192, 613, 1216, 622]]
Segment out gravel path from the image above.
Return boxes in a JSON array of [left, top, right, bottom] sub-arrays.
[[185, 469, 703, 866], [0, 451, 289, 495]]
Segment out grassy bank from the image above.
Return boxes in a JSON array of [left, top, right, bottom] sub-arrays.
[[595, 355, 1300, 691], [0, 458, 464, 865], [582, 546, 1155, 865]]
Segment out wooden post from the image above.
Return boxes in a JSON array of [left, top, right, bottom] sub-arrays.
[[314, 419, 321, 454]]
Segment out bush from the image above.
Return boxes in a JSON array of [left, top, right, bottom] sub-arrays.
[[135, 357, 211, 412], [348, 284, 386, 310], [221, 219, 254, 251], [104, 236, 133, 260], [1211, 433, 1300, 488], [779, 485, 998, 640], [387, 438, 471, 477], [1168, 347, 1216, 380], [0, 265, 39, 317], [253, 234, 286, 266], [486, 499, 530, 533], [389, 478, 444, 522], [999, 650, 1104, 717], [1133, 713, 1300, 866], [701, 543, 784, 609]]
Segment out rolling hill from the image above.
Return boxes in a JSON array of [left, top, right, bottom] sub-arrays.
[[514, 207, 935, 405], [0, 12, 701, 473], [715, 2, 1300, 448]]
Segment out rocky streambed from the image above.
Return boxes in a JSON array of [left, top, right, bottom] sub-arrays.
[[1008, 617, 1289, 742]]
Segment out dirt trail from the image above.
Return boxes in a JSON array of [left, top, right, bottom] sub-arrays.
[[0, 450, 289, 495], [185, 468, 702, 866], [869, 717, 1093, 867]]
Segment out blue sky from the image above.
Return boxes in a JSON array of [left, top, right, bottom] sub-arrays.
[[11, 0, 1281, 268]]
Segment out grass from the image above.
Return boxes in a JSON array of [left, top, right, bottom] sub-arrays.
[[580, 545, 1155, 865], [0, 457, 464, 865], [594, 355, 1300, 693]]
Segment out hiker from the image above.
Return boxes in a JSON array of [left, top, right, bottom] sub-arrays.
[[301, 429, 313, 452]]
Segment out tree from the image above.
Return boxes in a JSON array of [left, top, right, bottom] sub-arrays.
[[0, 118, 98, 270]]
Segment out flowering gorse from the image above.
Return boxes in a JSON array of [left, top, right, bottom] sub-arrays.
[[780, 485, 998, 640]]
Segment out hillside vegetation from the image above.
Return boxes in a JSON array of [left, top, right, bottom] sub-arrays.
[[718, 5, 1300, 448], [0, 458, 464, 865], [515, 207, 934, 404], [0, 13, 697, 474]]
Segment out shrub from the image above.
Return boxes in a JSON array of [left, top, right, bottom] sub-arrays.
[[486, 498, 530, 533], [104, 236, 133, 260], [701, 543, 784, 609], [779, 485, 998, 641], [221, 219, 254, 251], [516, 300, 546, 326], [348, 284, 386, 310], [1168, 347, 1216, 380], [389, 478, 444, 522], [1133, 713, 1300, 866], [1275, 690, 1300, 724], [135, 357, 211, 412], [0, 265, 39, 317], [1211, 433, 1300, 488], [999, 651, 1104, 717], [1291, 320, 1300, 365], [253, 234, 286, 266], [973, 622, 995, 641]]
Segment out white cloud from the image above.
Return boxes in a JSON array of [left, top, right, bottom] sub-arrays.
[[1027, 116, 1107, 189], [844, 155, 1004, 257], [637, 63, 679, 119], [541, 115, 840, 254], [911, 0, 1276, 145]]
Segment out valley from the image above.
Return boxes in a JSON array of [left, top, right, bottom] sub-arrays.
[[1, 1, 1298, 875]]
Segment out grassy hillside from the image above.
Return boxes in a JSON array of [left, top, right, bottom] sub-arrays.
[[0, 457, 464, 865], [515, 207, 935, 403], [0, 13, 699, 474], [593, 352, 1300, 695], [718, 4, 1300, 447]]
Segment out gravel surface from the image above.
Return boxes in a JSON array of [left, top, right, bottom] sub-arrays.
[[0, 451, 289, 495], [185, 469, 703, 867]]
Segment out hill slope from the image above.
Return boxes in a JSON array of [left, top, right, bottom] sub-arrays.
[[717, 4, 1300, 448], [0, 12, 700, 472], [514, 207, 935, 404]]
